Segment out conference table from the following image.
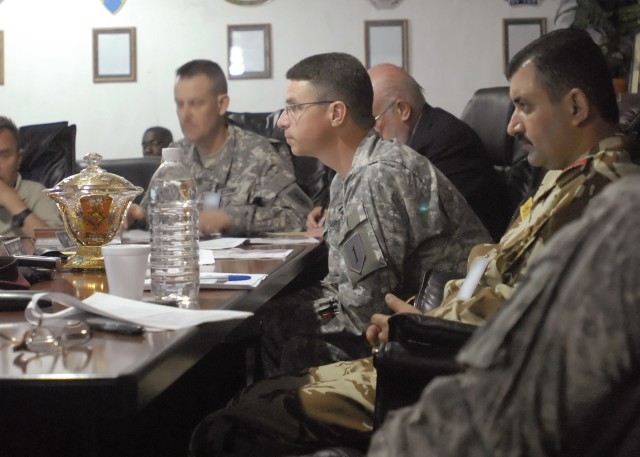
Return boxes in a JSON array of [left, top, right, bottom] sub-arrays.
[[0, 239, 327, 457]]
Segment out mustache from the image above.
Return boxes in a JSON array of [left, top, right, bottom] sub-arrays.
[[515, 133, 533, 146]]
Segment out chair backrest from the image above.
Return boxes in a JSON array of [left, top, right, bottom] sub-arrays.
[[94, 157, 161, 204], [460, 87, 542, 214], [18, 121, 77, 189], [226, 111, 333, 207]]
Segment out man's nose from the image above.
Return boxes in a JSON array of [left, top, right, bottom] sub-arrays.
[[506, 111, 522, 138], [277, 110, 289, 129]]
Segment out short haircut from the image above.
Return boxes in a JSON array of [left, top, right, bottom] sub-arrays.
[[506, 28, 619, 125], [144, 126, 173, 145], [286, 52, 375, 130], [0, 116, 19, 145], [176, 59, 228, 95]]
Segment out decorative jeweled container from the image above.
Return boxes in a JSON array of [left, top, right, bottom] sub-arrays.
[[44, 152, 143, 269]]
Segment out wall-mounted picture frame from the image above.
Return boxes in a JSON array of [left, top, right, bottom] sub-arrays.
[[365, 19, 409, 71], [0, 31, 4, 86], [92, 27, 137, 83], [631, 33, 640, 93], [227, 24, 272, 79], [502, 18, 547, 71]]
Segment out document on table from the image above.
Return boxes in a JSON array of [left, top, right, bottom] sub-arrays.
[[143, 273, 267, 290], [199, 238, 248, 249], [24, 292, 252, 331], [249, 237, 320, 245], [206, 248, 293, 260]]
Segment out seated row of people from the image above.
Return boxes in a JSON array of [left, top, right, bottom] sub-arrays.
[[187, 28, 640, 457]]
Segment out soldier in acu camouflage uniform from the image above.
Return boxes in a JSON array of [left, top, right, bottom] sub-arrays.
[[256, 52, 490, 375], [189, 30, 640, 457], [127, 60, 312, 236], [189, 52, 491, 456]]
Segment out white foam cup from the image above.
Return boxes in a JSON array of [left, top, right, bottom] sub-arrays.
[[101, 244, 150, 300]]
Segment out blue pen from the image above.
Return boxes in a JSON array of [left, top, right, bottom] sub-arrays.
[[200, 273, 253, 281]]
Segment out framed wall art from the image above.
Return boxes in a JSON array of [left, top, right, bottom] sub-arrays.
[[227, 23, 272, 79], [92, 27, 137, 83], [0, 31, 4, 85], [365, 20, 409, 70], [630, 33, 640, 93], [502, 18, 546, 71]]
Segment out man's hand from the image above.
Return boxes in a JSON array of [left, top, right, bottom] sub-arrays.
[[199, 209, 231, 236], [0, 179, 27, 214], [306, 206, 327, 230], [366, 293, 422, 348], [124, 203, 145, 229]]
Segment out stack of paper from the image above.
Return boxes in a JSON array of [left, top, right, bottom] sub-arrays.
[[24, 292, 252, 331], [144, 273, 267, 290]]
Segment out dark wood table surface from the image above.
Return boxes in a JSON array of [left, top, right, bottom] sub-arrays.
[[0, 240, 327, 457]]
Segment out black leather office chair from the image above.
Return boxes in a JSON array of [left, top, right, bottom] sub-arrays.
[[18, 121, 77, 189], [226, 110, 333, 207], [94, 157, 161, 204], [460, 87, 544, 216]]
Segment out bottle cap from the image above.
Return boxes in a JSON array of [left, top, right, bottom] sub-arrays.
[[162, 148, 183, 161]]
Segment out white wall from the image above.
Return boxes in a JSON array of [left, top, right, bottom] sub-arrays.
[[0, 0, 559, 160]]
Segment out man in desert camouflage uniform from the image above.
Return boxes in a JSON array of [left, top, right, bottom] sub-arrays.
[[369, 175, 640, 457], [254, 52, 489, 377], [127, 60, 312, 236], [189, 30, 640, 457]]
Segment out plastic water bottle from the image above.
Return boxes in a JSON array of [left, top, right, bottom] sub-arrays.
[[148, 147, 200, 305]]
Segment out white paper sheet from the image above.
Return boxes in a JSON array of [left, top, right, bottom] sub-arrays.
[[249, 237, 320, 245], [144, 273, 267, 290], [208, 248, 293, 260], [199, 238, 248, 250], [24, 292, 252, 330]]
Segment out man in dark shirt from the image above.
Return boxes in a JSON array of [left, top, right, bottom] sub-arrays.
[[369, 64, 512, 241]]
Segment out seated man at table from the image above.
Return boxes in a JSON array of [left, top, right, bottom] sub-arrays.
[[308, 65, 512, 242], [369, 63, 512, 241], [0, 116, 62, 244], [368, 175, 640, 457], [142, 126, 173, 157], [252, 52, 490, 376], [188, 29, 640, 457], [127, 60, 312, 236]]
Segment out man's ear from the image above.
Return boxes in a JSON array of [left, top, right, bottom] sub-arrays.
[[567, 88, 590, 126], [17, 148, 24, 167], [396, 100, 412, 123], [329, 101, 348, 126], [218, 94, 230, 115]]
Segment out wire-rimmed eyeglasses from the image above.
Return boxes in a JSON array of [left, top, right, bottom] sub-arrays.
[[282, 100, 335, 124], [374, 100, 397, 121], [1, 319, 93, 373], [0, 319, 91, 354]]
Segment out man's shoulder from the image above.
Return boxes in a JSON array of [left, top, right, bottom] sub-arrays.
[[410, 104, 491, 163], [170, 138, 192, 153], [17, 178, 46, 194], [363, 137, 434, 178], [229, 124, 277, 150]]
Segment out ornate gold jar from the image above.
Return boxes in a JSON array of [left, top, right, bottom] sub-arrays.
[[44, 153, 143, 269]]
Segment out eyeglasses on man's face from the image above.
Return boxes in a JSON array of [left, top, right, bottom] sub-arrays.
[[282, 100, 335, 125], [374, 100, 397, 121]]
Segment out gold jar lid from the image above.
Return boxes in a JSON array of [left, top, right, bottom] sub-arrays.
[[46, 152, 142, 196]]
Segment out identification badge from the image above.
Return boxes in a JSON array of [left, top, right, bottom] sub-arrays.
[[457, 255, 491, 300], [198, 191, 221, 210], [519, 196, 533, 221]]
